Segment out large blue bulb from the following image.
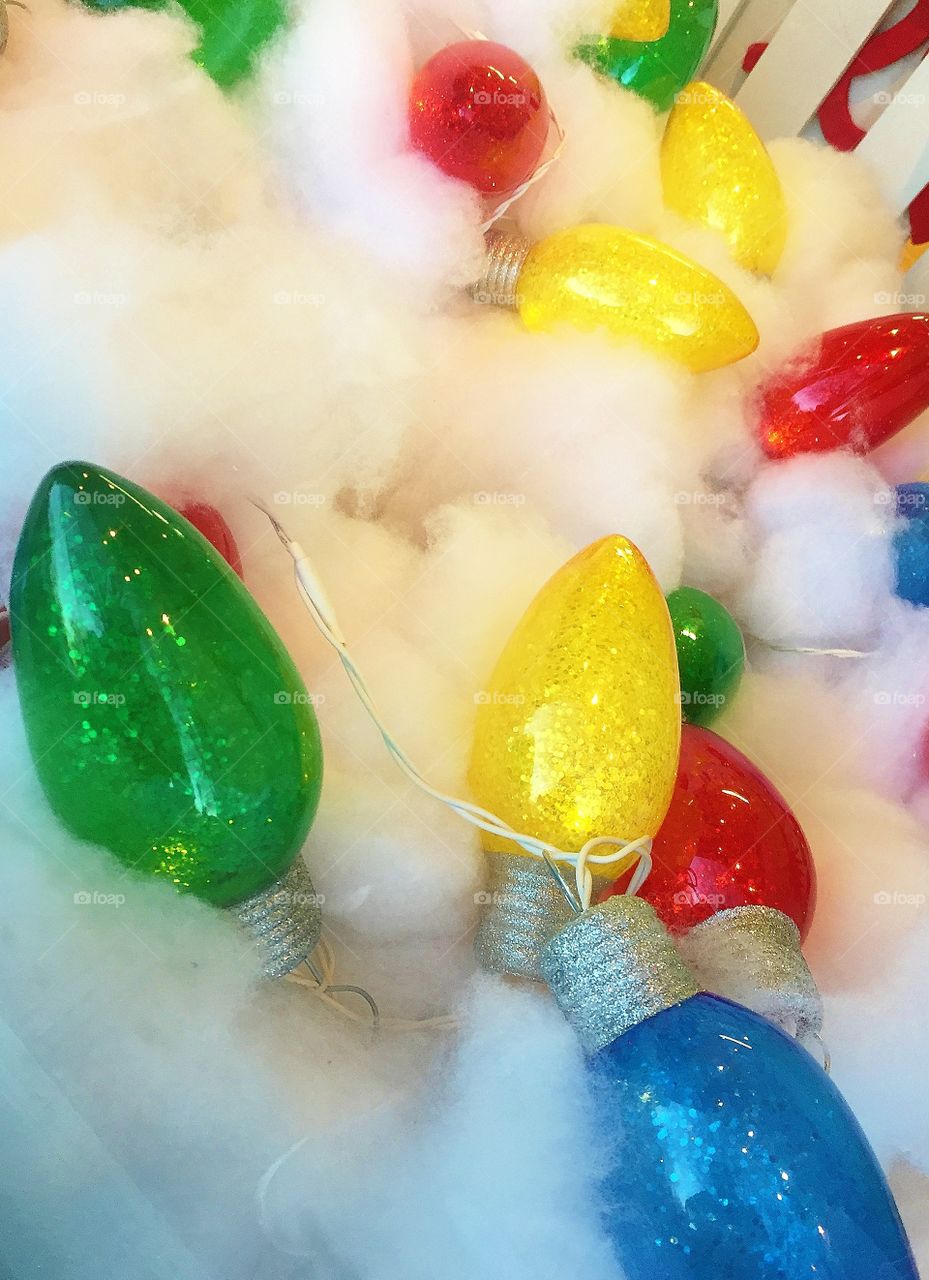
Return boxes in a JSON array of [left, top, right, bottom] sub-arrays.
[[589, 994, 917, 1279]]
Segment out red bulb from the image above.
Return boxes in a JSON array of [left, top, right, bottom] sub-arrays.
[[0, 603, 10, 668], [408, 40, 548, 195], [756, 312, 929, 459], [176, 500, 244, 578], [601, 724, 816, 939]]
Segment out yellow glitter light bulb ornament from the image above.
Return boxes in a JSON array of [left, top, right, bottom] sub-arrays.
[[661, 81, 787, 276], [610, 0, 670, 40], [473, 225, 758, 372], [469, 536, 681, 979]]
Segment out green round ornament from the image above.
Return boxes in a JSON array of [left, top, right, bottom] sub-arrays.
[[10, 461, 323, 908], [575, 0, 718, 113], [666, 585, 745, 726]]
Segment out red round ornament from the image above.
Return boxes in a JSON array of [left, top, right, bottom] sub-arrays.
[[756, 312, 929, 459], [601, 724, 816, 939], [408, 40, 548, 195], [176, 500, 244, 578]]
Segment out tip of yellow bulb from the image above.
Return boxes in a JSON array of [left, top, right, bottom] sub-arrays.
[[901, 239, 929, 273], [469, 535, 681, 863], [609, 0, 671, 41], [661, 81, 788, 277]]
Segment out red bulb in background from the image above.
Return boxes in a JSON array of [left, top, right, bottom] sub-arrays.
[[408, 40, 548, 194], [176, 501, 244, 578], [0, 603, 10, 668], [601, 724, 816, 939], [756, 312, 929, 459]]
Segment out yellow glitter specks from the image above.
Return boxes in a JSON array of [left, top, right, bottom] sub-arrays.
[[516, 224, 759, 371], [469, 536, 681, 865]]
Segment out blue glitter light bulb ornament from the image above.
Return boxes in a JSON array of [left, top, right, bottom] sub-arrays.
[[540, 895, 918, 1280], [893, 482, 929, 607]]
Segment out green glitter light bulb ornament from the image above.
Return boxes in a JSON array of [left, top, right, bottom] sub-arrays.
[[666, 585, 745, 726], [576, 0, 718, 113], [10, 462, 324, 975]]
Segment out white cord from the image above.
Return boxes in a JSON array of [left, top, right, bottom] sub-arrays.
[[479, 110, 566, 233], [253, 502, 651, 912]]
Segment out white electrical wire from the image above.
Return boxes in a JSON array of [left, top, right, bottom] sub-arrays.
[[253, 502, 652, 912], [479, 110, 566, 233]]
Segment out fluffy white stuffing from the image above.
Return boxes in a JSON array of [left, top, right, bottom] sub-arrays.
[[1, 0, 928, 1272]]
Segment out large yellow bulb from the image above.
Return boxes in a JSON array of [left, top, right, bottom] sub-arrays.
[[661, 81, 788, 276], [469, 536, 681, 867], [609, 0, 670, 40], [516, 225, 759, 372]]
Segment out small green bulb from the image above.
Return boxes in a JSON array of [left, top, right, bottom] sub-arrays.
[[10, 462, 323, 907], [77, 0, 286, 89], [183, 0, 288, 89], [576, 0, 718, 113], [666, 585, 745, 726]]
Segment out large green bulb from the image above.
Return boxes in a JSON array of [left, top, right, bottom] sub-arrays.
[[10, 462, 323, 908], [666, 585, 745, 727], [576, 0, 718, 113]]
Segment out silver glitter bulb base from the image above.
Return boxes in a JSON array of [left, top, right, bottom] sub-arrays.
[[470, 230, 532, 309], [679, 905, 824, 1040], [541, 896, 699, 1053], [475, 851, 576, 981], [229, 858, 322, 980]]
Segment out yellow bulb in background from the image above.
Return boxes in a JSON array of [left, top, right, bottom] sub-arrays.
[[609, 0, 670, 40], [901, 238, 928, 273], [469, 536, 681, 872], [661, 81, 787, 276], [515, 225, 759, 372]]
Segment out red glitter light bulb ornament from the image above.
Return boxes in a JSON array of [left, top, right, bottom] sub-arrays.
[[176, 500, 244, 578], [408, 40, 549, 195], [603, 723, 815, 936], [757, 312, 929, 459], [601, 723, 821, 1038]]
